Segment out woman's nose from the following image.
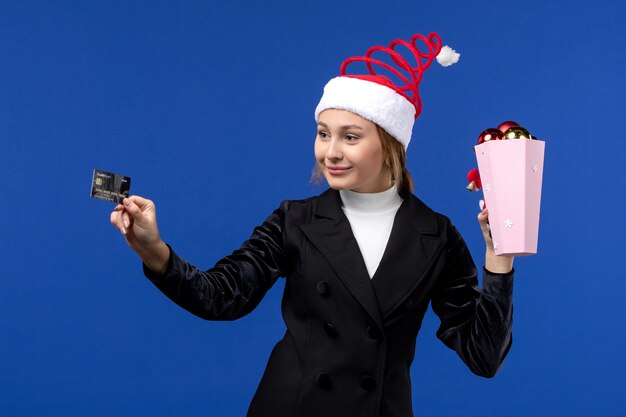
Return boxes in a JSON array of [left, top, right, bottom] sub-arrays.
[[326, 139, 342, 160]]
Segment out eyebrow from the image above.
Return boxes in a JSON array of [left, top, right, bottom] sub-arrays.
[[317, 122, 364, 131]]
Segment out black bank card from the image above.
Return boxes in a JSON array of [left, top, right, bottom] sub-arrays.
[[90, 169, 131, 204]]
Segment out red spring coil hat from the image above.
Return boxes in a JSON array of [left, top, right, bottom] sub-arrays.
[[315, 32, 459, 149]]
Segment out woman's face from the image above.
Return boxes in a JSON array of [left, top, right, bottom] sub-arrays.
[[315, 109, 391, 193]]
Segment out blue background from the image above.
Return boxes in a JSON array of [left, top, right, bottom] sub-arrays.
[[1, 0, 624, 415]]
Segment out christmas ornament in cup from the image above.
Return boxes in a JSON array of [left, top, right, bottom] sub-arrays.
[[503, 126, 531, 140], [497, 120, 519, 133], [477, 128, 504, 145]]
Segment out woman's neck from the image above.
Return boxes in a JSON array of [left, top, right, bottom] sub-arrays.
[[339, 184, 402, 214]]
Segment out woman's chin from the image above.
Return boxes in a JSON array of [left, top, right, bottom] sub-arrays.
[[324, 178, 353, 191]]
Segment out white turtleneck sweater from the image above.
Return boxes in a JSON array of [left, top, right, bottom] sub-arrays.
[[339, 186, 403, 279]]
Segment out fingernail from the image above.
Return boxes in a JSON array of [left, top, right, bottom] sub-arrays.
[[121, 226, 127, 235], [123, 220, 129, 228], [124, 199, 130, 206]]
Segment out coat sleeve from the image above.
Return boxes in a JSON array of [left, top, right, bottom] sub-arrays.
[[142, 200, 289, 321], [430, 219, 514, 378]]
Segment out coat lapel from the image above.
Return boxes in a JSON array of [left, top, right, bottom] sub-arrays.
[[300, 189, 447, 325], [371, 194, 446, 319], [300, 189, 383, 327]]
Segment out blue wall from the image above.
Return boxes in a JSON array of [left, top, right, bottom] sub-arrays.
[[1, 0, 624, 415]]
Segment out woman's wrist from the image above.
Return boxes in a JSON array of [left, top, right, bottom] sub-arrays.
[[485, 249, 514, 274], [138, 240, 171, 276]]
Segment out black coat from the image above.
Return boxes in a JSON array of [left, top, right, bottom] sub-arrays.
[[144, 189, 514, 417]]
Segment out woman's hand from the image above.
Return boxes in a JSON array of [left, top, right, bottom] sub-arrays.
[[478, 207, 514, 274], [110, 195, 170, 275]]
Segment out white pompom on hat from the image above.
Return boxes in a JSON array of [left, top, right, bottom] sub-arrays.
[[315, 32, 459, 149]]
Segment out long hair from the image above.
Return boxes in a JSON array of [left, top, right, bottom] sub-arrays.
[[376, 125, 414, 197]]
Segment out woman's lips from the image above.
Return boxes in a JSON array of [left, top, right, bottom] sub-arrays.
[[326, 166, 352, 175]]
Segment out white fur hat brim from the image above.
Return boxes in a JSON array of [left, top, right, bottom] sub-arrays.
[[314, 77, 416, 149]]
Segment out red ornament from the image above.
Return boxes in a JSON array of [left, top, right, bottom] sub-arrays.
[[477, 128, 504, 145], [466, 168, 482, 191], [497, 120, 519, 133]]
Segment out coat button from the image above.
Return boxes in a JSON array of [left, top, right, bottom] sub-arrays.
[[360, 374, 377, 392], [324, 322, 338, 338], [316, 372, 331, 389], [367, 325, 383, 341], [317, 281, 330, 297]]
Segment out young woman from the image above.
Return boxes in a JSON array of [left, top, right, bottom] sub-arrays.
[[111, 32, 514, 417]]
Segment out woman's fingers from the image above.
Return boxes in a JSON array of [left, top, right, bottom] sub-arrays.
[[111, 199, 143, 235], [477, 207, 488, 225], [123, 198, 146, 224], [110, 208, 127, 234], [477, 208, 493, 244], [111, 195, 160, 250], [124, 195, 152, 210], [121, 209, 131, 230]]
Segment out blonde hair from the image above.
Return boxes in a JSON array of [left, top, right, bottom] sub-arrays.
[[310, 124, 414, 196], [377, 125, 414, 196]]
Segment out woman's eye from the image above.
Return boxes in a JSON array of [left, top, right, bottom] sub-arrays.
[[346, 135, 359, 142], [318, 131, 329, 139]]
